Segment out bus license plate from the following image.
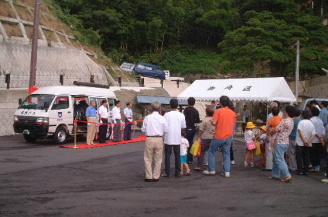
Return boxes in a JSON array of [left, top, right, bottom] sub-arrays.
[[23, 129, 30, 135]]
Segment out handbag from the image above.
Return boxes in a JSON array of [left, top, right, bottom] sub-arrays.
[[246, 141, 256, 151], [245, 130, 256, 151], [190, 141, 201, 157]]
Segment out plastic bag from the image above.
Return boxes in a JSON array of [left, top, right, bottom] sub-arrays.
[[255, 141, 261, 155], [190, 141, 201, 157]]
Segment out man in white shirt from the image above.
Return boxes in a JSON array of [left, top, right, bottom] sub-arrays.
[[123, 102, 133, 140], [310, 107, 325, 171], [141, 101, 168, 182], [111, 100, 122, 142], [163, 99, 186, 178], [98, 100, 109, 143], [296, 110, 316, 175]]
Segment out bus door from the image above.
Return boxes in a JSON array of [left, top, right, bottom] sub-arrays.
[[73, 96, 89, 132], [49, 95, 73, 133]]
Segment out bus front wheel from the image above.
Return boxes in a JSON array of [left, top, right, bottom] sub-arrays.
[[52, 126, 67, 144]]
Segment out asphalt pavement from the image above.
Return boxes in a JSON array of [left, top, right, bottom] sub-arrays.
[[0, 133, 328, 217]]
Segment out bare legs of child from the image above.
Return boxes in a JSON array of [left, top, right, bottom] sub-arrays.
[[181, 163, 192, 176], [244, 150, 255, 167]]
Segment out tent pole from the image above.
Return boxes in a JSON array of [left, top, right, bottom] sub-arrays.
[[251, 102, 253, 121], [266, 103, 269, 124]]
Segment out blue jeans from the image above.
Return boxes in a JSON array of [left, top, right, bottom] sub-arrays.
[[272, 144, 291, 178], [208, 137, 233, 173]]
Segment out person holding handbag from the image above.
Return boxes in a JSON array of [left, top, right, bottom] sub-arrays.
[[244, 122, 256, 167]]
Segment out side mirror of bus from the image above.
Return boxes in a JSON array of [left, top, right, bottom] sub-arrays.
[[18, 98, 22, 105]]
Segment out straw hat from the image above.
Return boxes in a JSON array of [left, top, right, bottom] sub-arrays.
[[260, 125, 267, 132], [246, 122, 256, 129]]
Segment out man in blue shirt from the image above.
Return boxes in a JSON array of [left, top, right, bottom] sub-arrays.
[[287, 107, 301, 172], [319, 101, 328, 127], [86, 101, 98, 145]]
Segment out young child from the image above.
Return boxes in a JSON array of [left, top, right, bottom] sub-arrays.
[[181, 132, 191, 176], [244, 122, 256, 167], [257, 126, 267, 166], [268, 107, 283, 148]]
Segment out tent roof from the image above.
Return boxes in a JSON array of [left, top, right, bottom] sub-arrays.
[[178, 77, 296, 102], [137, 95, 188, 105]]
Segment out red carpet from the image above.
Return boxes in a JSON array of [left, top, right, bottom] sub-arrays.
[[60, 135, 146, 149]]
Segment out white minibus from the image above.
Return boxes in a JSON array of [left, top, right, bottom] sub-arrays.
[[13, 86, 116, 144]]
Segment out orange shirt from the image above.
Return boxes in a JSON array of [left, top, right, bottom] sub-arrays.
[[212, 107, 236, 139], [268, 116, 283, 129]]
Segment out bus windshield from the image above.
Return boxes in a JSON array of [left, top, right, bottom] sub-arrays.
[[19, 94, 55, 110]]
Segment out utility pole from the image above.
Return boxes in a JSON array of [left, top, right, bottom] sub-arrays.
[[29, 0, 42, 94], [295, 40, 300, 105]]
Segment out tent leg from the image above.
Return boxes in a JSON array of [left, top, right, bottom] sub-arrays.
[[266, 103, 269, 125]]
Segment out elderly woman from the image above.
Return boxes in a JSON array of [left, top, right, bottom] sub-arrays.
[[194, 107, 215, 171], [268, 105, 295, 182]]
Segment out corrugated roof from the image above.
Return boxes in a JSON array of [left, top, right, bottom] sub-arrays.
[[137, 95, 188, 105]]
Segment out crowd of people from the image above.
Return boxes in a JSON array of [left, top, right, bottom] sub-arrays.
[[85, 100, 134, 145], [142, 96, 235, 181], [141, 97, 328, 184]]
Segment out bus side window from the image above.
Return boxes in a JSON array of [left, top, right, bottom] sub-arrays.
[[52, 96, 69, 110]]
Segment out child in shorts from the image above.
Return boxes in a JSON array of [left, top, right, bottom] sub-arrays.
[[181, 132, 192, 176]]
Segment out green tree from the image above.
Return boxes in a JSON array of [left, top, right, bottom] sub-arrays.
[[219, 5, 328, 77]]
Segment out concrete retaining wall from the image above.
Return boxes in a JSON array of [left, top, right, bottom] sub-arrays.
[[0, 42, 111, 88], [0, 88, 27, 136]]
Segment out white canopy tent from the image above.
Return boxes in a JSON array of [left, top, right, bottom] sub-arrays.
[[178, 77, 296, 102]]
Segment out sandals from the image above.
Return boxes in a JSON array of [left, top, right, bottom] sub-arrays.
[[268, 176, 280, 180], [281, 177, 292, 183], [243, 162, 248, 167]]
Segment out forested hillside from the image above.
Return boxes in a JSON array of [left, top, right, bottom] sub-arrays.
[[51, 0, 328, 77]]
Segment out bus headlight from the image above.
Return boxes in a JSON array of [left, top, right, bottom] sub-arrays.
[[36, 117, 49, 125]]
